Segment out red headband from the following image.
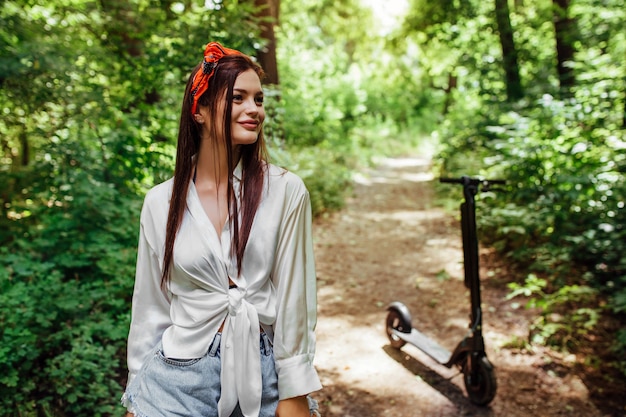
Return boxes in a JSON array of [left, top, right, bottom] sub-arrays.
[[190, 42, 242, 115]]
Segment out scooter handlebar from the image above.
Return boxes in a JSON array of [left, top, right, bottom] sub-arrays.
[[440, 176, 506, 187]]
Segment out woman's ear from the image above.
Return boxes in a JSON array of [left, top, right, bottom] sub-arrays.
[[193, 113, 204, 124]]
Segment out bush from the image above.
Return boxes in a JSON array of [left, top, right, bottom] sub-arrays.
[[436, 88, 626, 371], [0, 142, 140, 415]]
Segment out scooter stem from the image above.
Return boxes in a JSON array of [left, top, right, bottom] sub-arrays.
[[461, 177, 483, 336]]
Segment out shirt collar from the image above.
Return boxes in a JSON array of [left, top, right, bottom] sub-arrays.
[[233, 158, 243, 182]]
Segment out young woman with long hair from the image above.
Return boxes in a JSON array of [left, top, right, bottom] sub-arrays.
[[121, 42, 322, 417]]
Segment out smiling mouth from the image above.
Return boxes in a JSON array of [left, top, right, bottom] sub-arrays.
[[239, 121, 259, 129]]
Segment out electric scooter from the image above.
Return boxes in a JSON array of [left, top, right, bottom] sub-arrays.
[[385, 176, 504, 406]]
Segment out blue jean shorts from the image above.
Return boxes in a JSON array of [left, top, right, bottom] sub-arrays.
[[124, 332, 319, 417]]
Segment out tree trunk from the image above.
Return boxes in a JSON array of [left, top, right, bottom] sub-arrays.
[[552, 0, 577, 95], [495, 0, 523, 101], [623, 89, 626, 128], [19, 129, 29, 167], [254, 0, 280, 86], [442, 73, 458, 115]]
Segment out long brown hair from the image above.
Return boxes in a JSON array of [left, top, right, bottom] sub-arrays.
[[161, 54, 268, 291]]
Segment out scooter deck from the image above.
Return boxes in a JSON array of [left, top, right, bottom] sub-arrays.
[[394, 328, 452, 365]]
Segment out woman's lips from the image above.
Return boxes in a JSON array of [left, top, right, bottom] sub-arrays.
[[239, 120, 259, 130]]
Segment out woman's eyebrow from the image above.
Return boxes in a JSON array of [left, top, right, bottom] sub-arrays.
[[233, 88, 264, 95]]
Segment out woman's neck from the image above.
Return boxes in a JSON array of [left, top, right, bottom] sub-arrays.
[[193, 140, 232, 237], [195, 139, 230, 185]]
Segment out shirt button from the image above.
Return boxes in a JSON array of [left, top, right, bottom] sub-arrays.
[[226, 344, 231, 348]]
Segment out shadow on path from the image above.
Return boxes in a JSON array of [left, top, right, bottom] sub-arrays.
[[383, 345, 467, 404]]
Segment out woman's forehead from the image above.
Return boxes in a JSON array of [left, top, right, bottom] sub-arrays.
[[234, 69, 263, 90]]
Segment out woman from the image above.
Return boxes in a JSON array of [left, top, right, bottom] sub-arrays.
[[121, 42, 322, 417]]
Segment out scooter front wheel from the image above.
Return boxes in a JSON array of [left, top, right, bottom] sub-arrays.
[[463, 355, 497, 406], [385, 302, 412, 349]]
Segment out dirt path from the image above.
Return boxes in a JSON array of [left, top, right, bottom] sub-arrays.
[[310, 157, 619, 417]]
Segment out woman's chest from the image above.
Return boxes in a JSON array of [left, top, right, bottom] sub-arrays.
[[171, 207, 281, 283]]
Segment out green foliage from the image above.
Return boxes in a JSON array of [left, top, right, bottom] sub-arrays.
[[431, 0, 625, 372], [275, 143, 353, 215], [615, 328, 626, 377], [263, 85, 353, 216], [0, 262, 130, 415], [279, 0, 436, 150], [273, 0, 437, 215], [278, 0, 370, 148], [437, 89, 625, 367], [1, 129, 133, 412], [507, 274, 600, 352], [404, 0, 476, 30], [0, 134, 140, 413]]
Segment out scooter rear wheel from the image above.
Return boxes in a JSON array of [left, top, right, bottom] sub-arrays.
[[385, 304, 412, 349], [463, 355, 497, 406]]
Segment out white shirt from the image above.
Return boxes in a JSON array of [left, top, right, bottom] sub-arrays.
[[125, 162, 322, 417]]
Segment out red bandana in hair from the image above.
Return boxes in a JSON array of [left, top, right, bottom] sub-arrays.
[[190, 42, 242, 115]]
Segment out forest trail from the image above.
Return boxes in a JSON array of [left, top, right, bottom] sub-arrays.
[[310, 156, 617, 417]]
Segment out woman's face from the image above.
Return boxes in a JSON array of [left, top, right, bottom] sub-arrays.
[[196, 68, 265, 147], [229, 69, 265, 146]]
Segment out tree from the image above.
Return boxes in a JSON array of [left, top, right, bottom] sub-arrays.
[[495, 0, 524, 100], [552, 0, 578, 95], [254, 0, 280, 85]]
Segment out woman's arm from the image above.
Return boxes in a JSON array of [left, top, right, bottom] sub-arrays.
[[122, 201, 171, 412], [276, 395, 310, 417], [271, 180, 322, 400]]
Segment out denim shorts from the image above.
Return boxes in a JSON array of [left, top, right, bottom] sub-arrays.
[[124, 332, 320, 417]]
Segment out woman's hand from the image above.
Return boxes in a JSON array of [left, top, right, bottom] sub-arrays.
[[276, 395, 310, 417]]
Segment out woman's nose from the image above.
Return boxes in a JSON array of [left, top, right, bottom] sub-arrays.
[[244, 98, 259, 114]]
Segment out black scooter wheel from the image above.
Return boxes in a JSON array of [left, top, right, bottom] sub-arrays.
[[385, 303, 412, 349], [463, 355, 497, 406]]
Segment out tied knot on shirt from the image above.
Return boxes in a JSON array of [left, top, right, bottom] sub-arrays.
[[219, 284, 264, 417], [227, 285, 246, 316]]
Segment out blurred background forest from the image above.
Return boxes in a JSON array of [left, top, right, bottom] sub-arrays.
[[1, 0, 624, 415]]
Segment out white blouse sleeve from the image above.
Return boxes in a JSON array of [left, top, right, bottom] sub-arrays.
[[125, 202, 171, 389], [271, 184, 322, 400]]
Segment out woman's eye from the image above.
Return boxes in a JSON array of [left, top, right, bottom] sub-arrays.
[[233, 95, 243, 102], [255, 97, 264, 105]]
